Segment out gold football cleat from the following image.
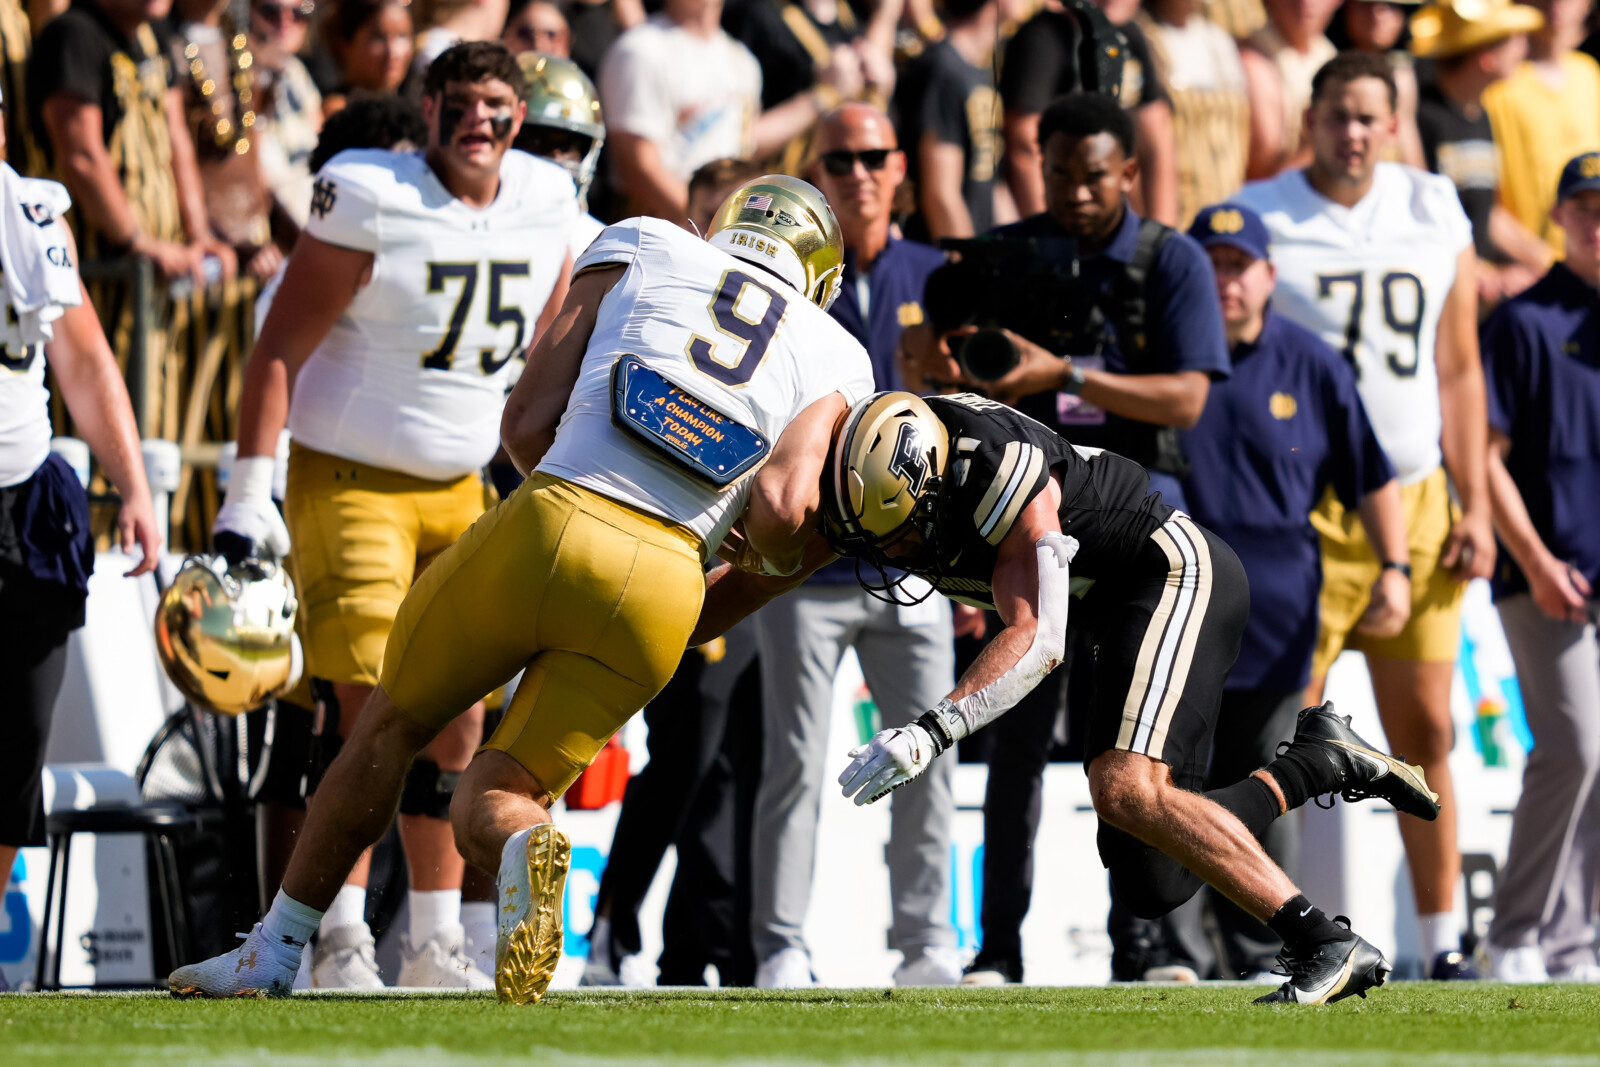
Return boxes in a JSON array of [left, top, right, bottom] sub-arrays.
[[496, 823, 572, 1005]]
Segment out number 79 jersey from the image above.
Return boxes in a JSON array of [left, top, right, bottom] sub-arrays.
[[537, 217, 876, 554], [289, 148, 576, 481], [1233, 163, 1473, 484]]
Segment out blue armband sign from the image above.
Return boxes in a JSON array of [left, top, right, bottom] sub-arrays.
[[609, 355, 770, 487]]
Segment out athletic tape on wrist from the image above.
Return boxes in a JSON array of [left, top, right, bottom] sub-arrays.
[[226, 454, 278, 509]]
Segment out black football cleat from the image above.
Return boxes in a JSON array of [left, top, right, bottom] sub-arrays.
[[1280, 701, 1441, 820], [1254, 919, 1390, 1005]]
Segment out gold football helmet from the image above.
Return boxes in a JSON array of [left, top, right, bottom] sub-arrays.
[[822, 391, 950, 596], [706, 174, 844, 311], [515, 53, 605, 207], [155, 554, 300, 716]]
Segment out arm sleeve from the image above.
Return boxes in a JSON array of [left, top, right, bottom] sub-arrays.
[[573, 217, 643, 275], [1479, 303, 1528, 438], [920, 56, 973, 148], [29, 16, 112, 111], [1149, 233, 1231, 379], [302, 155, 385, 252], [998, 15, 1065, 114], [1321, 352, 1397, 510], [598, 34, 676, 143], [1120, 22, 1171, 109]]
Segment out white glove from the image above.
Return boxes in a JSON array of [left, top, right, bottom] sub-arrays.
[[213, 454, 290, 561], [838, 723, 939, 806]]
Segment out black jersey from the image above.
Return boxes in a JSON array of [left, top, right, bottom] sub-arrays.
[[918, 394, 1174, 608]]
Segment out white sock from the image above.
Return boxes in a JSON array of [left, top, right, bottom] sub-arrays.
[[461, 900, 496, 970], [320, 883, 367, 936], [500, 828, 532, 885], [1417, 912, 1457, 961], [409, 888, 462, 945], [261, 889, 323, 949]]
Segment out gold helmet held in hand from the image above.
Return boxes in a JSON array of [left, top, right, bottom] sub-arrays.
[[515, 52, 605, 207], [155, 553, 300, 716], [822, 391, 950, 596], [706, 174, 844, 311]]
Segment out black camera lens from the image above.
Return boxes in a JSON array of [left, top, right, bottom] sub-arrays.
[[954, 328, 1020, 381]]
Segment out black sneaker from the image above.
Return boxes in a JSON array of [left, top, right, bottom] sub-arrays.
[[1254, 918, 1390, 1005], [1429, 950, 1482, 980], [960, 952, 1022, 986], [1280, 701, 1441, 820]]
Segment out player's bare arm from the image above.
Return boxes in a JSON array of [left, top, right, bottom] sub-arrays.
[[743, 391, 852, 573], [691, 534, 838, 646], [1354, 478, 1411, 637], [1435, 242, 1495, 580], [237, 235, 374, 459], [500, 263, 623, 474]]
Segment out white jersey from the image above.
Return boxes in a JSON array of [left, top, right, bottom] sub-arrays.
[[289, 148, 576, 481], [0, 175, 77, 487], [1233, 164, 1472, 483], [538, 218, 875, 554]]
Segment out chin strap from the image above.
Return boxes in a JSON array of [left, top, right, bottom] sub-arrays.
[[916, 532, 1078, 753]]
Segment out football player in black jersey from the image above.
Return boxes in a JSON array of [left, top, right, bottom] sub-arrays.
[[694, 389, 1442, 1005]]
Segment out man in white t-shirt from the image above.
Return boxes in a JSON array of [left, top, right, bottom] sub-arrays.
[[1233, 49, 1496, 980], [601, 0, 848, 222]]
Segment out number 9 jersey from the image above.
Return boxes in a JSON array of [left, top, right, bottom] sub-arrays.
[[537, 216, 876, 556], [290, 148, 577, 481], [1233, 163, 1473, 484]]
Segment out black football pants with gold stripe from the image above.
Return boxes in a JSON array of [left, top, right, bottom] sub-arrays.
[[1080, 515, 1277, 920]]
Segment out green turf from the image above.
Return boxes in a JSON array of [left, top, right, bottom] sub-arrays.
[[6, 985, 1600, 1066]]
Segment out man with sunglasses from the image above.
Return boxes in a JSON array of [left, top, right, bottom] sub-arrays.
[[746, 103, 961, 989]]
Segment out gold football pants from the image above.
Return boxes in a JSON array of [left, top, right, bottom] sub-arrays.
[[380, 473, 705, 798]]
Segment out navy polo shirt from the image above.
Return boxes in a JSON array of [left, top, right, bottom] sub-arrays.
[[1481, 262, 1600, 601], [813, 234, 947, 585], [991, 207, 1230, 509], [1181, 311, 1394, 691]]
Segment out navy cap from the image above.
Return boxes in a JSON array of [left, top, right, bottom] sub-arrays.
[[1557, 152, 1600, 204], [1188, 203, 1270, 261]]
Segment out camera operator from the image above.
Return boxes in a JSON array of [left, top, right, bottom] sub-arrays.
[[905, 91, 1229, 510], [905, 90, 1230, 987]]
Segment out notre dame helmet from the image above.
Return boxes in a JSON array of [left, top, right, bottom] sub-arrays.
[[706, 174, 844, 312], [155, 553, 300, 716], [515, 53, 605, 207], [822, 392, 951, 595]]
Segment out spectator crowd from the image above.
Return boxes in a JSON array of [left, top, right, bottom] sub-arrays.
[[3, 0, 1600, 998]]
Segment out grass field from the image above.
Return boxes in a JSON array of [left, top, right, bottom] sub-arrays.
[[7, 985, 1600, 1066]]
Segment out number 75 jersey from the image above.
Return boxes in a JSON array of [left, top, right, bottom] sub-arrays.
[[1233, 163, 1473, 484], [289, 148, 576, 481], [538, 217, 875, 555]]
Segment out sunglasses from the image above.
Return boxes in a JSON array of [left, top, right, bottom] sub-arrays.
[[820, 148, 893, 176], [257, 0, 314, 23]]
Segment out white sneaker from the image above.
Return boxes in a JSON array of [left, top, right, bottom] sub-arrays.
[[312, 923, 384, 989], [169, 923, 302, 998], [756, 947, 813, 989], [617, 953, 655, 987], [398, 923, 494, 989], [495, 823, 571, 1005], [1552, 963, 1600, 983], [894, 946, 965, 986], [1489, 943, 1549, 984]]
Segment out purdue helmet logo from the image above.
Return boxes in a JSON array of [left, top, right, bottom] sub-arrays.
[[888, 422, 931, 496]]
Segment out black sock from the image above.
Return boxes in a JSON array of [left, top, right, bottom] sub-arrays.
[[1268, 895, 1350, 949], [1260, 746, 1324, 811], [1204, 776, 1281, 838]]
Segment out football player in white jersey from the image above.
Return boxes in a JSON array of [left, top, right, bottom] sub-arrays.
[[1232, 49, 1496, 979], [0, 99, 161, 928], [169, 174, 876, 1004], [514, 53, 606, 259], [204, 42, 575, 991]]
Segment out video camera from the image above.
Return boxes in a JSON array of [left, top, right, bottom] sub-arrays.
[[925, 232, 1082, 381]]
